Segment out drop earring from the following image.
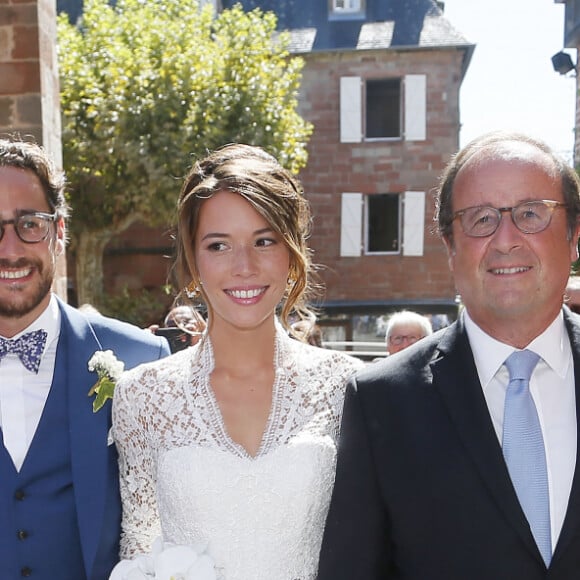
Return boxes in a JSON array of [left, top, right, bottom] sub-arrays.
[[286, 276, 296, 295], [185, 281, 200, 299]]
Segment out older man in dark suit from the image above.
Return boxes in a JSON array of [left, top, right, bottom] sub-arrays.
[[318, 131, 580, 579]]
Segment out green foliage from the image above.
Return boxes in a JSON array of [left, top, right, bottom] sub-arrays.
[[57, 0, 312, 302], [58, 0, 311, 233]]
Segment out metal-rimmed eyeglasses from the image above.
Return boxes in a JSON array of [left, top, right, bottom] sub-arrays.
[[451, 200, 567, 238], [0, 212, 57, 243]]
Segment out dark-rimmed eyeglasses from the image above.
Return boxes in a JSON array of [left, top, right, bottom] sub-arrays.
[[389, 334, 420, 346], [0, 212, 57, 243], [450, 200, 567, 238]]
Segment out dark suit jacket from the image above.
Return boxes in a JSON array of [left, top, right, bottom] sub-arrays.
[[55, 297, 170, 579], [317, 308, 580, 580]]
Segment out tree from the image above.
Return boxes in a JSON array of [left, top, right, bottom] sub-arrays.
[[58, 0, 312, 306]]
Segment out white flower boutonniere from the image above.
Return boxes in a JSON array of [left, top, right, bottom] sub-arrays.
[[87, 350, 125, 412], [109, 537, 217, 580]]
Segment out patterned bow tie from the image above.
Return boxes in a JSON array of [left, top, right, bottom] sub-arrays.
[[0, 329, 48, 374]]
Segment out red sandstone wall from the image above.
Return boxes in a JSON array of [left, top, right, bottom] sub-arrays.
[[298, 48, 462, 304]]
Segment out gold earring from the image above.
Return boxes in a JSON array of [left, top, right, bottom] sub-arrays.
[[185, 281, 200, 299], [285, 277, 296, 295]]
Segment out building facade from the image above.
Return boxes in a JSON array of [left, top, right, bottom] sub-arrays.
[[57, 0, 473, 340]]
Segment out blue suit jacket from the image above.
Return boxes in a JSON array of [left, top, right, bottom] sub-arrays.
[[56, 297, 170, 579], [318, 307, 580, 579]]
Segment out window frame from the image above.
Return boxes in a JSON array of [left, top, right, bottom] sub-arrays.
[[329, 0, 365, 19], [339, 74, 427, 143], [364, 193, 402, 255], [364, 78, 402, 141], [340, 191, 426, 257]]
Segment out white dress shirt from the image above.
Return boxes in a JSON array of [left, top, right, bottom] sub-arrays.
[[464, 309, 577, 550], [0, 295, 60, 471]]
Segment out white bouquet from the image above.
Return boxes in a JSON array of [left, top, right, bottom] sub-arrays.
[[110, 537, 217, 580]]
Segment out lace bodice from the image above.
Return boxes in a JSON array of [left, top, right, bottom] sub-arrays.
[[112, 326, 363, 580]]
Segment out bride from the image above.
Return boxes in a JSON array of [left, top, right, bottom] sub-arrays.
[[111, 144, 363, 579]]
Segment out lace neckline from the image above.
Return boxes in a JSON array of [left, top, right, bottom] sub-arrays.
[[197, 324, 290, 460]]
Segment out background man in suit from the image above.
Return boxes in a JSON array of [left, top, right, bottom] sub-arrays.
[[0, 139, 170, 579], [317, 131, 580, 579]]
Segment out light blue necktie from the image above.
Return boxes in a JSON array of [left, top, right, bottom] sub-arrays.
[[502, 350, 551, 566]]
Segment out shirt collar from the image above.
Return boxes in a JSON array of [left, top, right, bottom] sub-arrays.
[[463, 308, 571, 389], [9, 294, 61, 352]]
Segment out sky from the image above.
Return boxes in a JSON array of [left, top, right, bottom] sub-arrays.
[[443, 0, 577, 163]]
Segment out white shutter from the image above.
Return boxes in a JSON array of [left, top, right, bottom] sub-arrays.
[[404, 74, 426, 141], [340, 193, 363, 257], [340, 77, 362, 143], [403, 191, 425, 256]]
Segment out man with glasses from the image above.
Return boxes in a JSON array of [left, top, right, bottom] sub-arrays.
[[318, 131, 580, 579], [384, 310, 433, 355], [0, 139, 170, 580]]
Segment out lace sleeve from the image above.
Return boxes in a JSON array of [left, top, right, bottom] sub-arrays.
[[112, 368, 162, 558]]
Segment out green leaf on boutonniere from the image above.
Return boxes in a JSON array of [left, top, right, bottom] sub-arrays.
[[87, 350, 125, 413], [89, 376, 116, 412]]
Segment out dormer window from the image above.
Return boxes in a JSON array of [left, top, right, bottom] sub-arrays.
[[333, 0, 361, 12], [329, 0, 365, 18]]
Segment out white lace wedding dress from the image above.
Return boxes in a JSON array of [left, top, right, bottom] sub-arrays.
[[112, 325, 363, 580]]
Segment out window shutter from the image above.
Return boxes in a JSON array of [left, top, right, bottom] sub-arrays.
[[402, 191, 425, 256], [340, 77, 362, 143], [340, 193, 363, 256], [404, 74, 426, 141]]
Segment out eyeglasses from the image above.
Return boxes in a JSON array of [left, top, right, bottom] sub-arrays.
[[451, 200, 567, 238], [0, 212, 57, 243], [389, 335, 420, 346]]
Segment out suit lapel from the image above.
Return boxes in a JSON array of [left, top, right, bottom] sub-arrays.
[[551, 309, 580, 561], [431, 320, 543, 562], [58, 300, 109, 579]]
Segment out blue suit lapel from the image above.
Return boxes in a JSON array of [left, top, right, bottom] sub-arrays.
[[431, 319, 544, 564], [58, 301, 111, 579]]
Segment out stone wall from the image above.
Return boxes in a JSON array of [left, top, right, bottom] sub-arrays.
[[298, 48, 461, 304]]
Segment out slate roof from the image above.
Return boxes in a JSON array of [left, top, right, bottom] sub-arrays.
[[288, 14, 470, 53], [223, 0, 474, 76], [58, 0, 474, 74]]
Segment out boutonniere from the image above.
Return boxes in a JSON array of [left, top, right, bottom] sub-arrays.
[[87, 350, 125, 412]]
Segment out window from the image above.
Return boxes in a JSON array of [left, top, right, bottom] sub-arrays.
[[340, 192, 425, 257], [332, 0, 361, 12], [329, 0, 365, 19], [366, 194, 400, 253], [366, 79, 401, 139], [340, 75, 426, 143]]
